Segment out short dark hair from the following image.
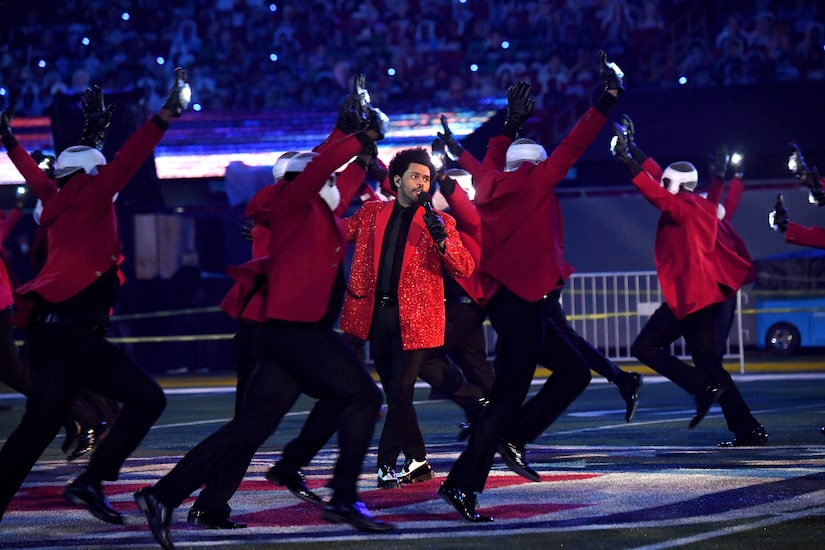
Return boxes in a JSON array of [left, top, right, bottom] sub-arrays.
[[388, 147, 436, 188]]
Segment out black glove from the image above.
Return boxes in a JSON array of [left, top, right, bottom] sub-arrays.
[[80, 85, 115, 151], [599, 50, 625, 94], [364, 108, 388, 141], [240, 219, 255, 241], [431, 136, 448, 175], [620, 113, 647, 163], [503, 81, 534, 137], [437, 114, 464, 160], [355, 139, 378, 169], [336, 93, 362, 134], [367, 154, 388, 183], [621, 113, 635, 142], [31, 150, 55, 178], [769, 193, 789, 233], [424, 208, 447, 244], [0, 110, 12, 137], [162, 67, 191, 117], [806, 167, 825, 206], [353, 73, 372, 118], [729, 150, 744, 178], [610, 122, 631, 163], [788, 142, 810, 180], [713, 144, 729, 177], [610, 122, 641, 177], [439, 174, 457, 196], [0, 110, 17, 150]]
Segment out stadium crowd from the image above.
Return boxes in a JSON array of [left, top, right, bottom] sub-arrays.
[[2, 0, 824, 118]]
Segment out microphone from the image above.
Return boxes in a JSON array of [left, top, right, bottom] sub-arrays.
[[418, 191, 434, 212]]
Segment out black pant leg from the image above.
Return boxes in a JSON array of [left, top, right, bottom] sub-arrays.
[[447, 288, 541, 494], [631, 304, 704, 395]]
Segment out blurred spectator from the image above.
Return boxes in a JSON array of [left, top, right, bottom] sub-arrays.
[[715, 14, 749, 52], [0, 0, 823, 118], [747, 11, 776, 52], [596, 0, 635, 56], [168, 19, 202, 68], [795, 22, 825, 80]]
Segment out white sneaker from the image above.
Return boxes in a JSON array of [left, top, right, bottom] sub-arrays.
[[398, 458, 434, 484], [377, 465, 400, 489]]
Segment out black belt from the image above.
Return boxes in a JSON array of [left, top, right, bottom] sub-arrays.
[[376, 295, 398, 307]]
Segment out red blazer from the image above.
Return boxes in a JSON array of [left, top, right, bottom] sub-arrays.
[[443, 183, 484, 304], [223, 134, 364, 323], [785, 222, 825, 250], [339, 200, 474, 350], [0, 207, 22, 309], [630, 168, 753, 319], [461, 106, 607, 302], [9, 118, 165, 314], [706, 174, 756, 285]]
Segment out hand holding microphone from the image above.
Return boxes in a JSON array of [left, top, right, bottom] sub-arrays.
[[419, 192, 447, 246]]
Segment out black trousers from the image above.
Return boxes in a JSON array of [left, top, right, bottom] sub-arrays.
[[153, 319, 381, 508], [540, 290, 629, 384], [713, 297, 761, 436], [509, 290, 593, 445], [632, 302, 724, 393], [631, 301, 759, 436], [419, 300, 493, 417], [370, 304, 428, 468], [0, 308, 121, 433], [191, 320, 261, 517], [0, 321, 166, 518], [0, 307, 27, 395], [446, 287, 542, 493]]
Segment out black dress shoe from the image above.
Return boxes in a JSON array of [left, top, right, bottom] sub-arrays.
[[265, 463, 323, 504], [619, 372, 643, 422], [61, 421, 81, 454], [66, 427, 96, 462], [437, 482, 493, 522], [187, 507, 247, 529], [398, 458, 434, 484], [63, 477, 123, 525], [718, 425, 769, 447], [321, 497, 395, 532], [689, 385, 725, 429], [497, 441, 540, 482], [134, 487, 175, 550]]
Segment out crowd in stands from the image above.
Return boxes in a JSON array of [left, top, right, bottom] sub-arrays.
[[1, 0, 824, 119]]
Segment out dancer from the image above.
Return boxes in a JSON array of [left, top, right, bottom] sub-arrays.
[[438, 50, 625, 522], [610, 117, 764, 446], [134, 113, 393, 550], [0, 67, 190, 524]]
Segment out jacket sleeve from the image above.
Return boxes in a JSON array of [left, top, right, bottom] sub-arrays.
[[706, 175, 724, 206], [534, 106, 608, 189], [630, 168, 694, 222], [457, 149, 483, 178], [7, 143, 58, 203], [275, 134, 363, 214], [332, 161, 367, 217], [439, 212, 475, 279], [723, 175, 744, 220], [785, 222, 825, 250]]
